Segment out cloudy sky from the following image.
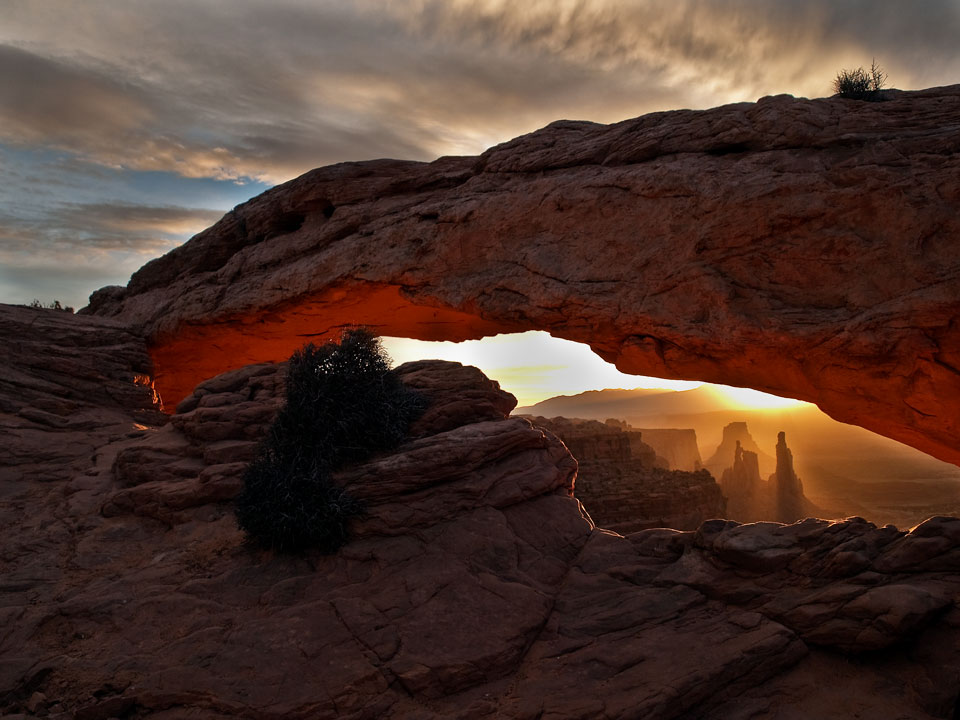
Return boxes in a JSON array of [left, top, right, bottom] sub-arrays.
[[2, 0, 959, 312]]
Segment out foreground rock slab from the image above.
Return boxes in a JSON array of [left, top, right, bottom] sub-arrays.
[[0, 304, 163, 485], [3, 306, 960, 719], [84, 85, 960, 466]]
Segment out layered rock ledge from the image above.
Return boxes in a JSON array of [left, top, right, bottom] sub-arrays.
[[84, 85, 960, 465], [3, 305, 960, 719]]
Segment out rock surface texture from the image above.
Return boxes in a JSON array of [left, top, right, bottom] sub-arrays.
[[4, 306, 960, 719], [84, 86, 960, 466], [0, 304, 163, 485]]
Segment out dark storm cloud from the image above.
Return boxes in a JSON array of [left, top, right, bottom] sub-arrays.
[[2, 0, 958, 184], [0, 1, 452, 181], [403, 1, 960, 63], [0, 203, 223, 254], [0, 45, 154, 145], [49, 203, 225, 245], [1, 0, 958, 307], [0, 201, 224, 307], [393, 0, 960, 98]]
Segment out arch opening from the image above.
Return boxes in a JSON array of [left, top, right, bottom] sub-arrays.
[[382, 331, 960, 531], [150, 295, 960, 531], [144, 278, 960, 469]]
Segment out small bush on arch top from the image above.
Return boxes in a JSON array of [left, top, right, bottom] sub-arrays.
[[834, 59, 887, 100]]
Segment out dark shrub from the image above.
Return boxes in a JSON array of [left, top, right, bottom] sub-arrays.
[[235, 453, 362, 553], [28, 299, 74, 312], [834, 59, 887, 100], [235, 328, 425, 553]]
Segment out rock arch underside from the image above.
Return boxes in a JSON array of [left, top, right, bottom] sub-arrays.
[[87, 85, 960, 465]]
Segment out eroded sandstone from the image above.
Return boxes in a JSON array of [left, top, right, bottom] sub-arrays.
[[713, 424, 823, 524], [84, 86, 960, 465], [525, 415, 726, 532], [631, 427, 703, 472], [4, 307, 960, 719], [0, 304, 163, 485]]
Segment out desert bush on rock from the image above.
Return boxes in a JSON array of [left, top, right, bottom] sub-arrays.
[[235, 328, 425, 552], [834, 60, 887, 100], [28, 299, 74, 312]]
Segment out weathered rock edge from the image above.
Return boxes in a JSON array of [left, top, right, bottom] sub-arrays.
[[4, 305, 960, 719], [85, 85, 960, 465]]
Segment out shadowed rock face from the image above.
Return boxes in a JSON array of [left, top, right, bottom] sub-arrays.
[[84, 85, 960, 466], [527, 415, 725, 532], [717, 431, 820, 524], [5, 308, 960, 719], [0, 304, 164, 483], [772, 430, 806, 523], [721, 440, 764, 520]]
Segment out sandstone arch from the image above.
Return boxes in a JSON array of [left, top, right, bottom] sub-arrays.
[[86, 86, 960, 465]]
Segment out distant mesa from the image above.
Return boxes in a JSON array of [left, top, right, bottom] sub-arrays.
[[534, 413, 820, 529], [612, 421, 704, 472], [526, 415, 725, 533], [518, 387, 730, 421]]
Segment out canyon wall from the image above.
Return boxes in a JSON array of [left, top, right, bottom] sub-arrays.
[[83, 86, 960, 466], [634, 427, 703, 471], [527, 416, 725, 532]]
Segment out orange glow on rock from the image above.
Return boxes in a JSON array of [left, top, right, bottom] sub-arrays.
[[150, 283, 525, 410]]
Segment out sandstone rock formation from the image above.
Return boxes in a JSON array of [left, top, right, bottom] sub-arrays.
[[704, 421, 775, 480], [4, 304, 960, 719], [83, 86, 960, 466], [720, 440, 765, 520], [633, 427, 703, 471], [529, 415, 724, 533], [772, 430, 806, 523], [715, 427, 821, 524], [534, 416, 661, 467], [0, 303, 163, 485]]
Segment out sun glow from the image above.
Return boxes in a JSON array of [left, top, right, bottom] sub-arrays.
[[382, 332, 701, 407], [708, 385, 812, 410], [382, 331, 812, 410]]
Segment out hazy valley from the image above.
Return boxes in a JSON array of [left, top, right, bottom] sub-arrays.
[[520, 387, 960, 529]]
